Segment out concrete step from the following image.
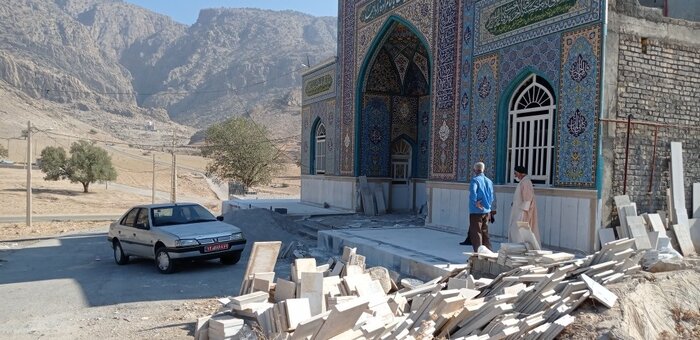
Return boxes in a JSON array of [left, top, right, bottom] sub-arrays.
[[317, 227, 471, 282]]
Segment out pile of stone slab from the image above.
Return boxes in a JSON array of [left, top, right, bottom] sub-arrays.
[[600, 142, 699, 261], [195, 237, 640, 340], [468, 242, 577, 278]]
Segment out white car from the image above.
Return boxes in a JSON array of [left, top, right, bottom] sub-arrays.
[[108, 203, 246, 273]]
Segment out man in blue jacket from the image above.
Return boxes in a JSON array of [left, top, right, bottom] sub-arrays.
[[460, 162, 494, 251]]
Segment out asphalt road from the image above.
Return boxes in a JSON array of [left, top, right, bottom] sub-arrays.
[[0, 228, 251, 338]]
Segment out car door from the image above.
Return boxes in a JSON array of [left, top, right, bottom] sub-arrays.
[[131, 208, 156, 258], [114, 208, 139, 255]]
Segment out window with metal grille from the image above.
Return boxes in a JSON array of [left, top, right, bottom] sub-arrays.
[[315, 123, 326, 174], [391, 139, 411, 183], [507, 75, 555, 185]]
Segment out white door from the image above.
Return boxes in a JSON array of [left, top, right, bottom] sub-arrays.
[[390, 140, 412, 212]]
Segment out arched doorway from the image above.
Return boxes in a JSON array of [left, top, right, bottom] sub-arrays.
[[357, 19, 431, 212], [506, 75, 556, 185]]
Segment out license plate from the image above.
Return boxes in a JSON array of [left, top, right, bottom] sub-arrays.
[[204, 243, 229, 253]]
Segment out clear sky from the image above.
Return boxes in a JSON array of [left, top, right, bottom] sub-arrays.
[[124, 0, 339, 24]]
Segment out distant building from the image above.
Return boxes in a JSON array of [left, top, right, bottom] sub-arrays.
[[145, 121, 157, 131], [300, 0, 700, 253]]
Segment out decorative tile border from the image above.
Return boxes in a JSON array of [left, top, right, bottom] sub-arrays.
[[457, 0, 476, 182], [340, 0, 356, 175], [469, 53, 499, 179], [429, 0, 461, 180], [555, 24, 601, 187]]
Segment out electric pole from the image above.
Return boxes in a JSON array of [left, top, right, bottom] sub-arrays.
[[170, 131, 177, 203], [152, 153, 156, 204], [26, 120, 32, 228]]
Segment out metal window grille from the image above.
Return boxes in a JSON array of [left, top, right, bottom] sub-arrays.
[[315, 124, 326, 174], [391, 139, 411, 183], [507, 75, 555, 185]]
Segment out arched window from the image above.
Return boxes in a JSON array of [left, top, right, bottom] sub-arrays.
[[314, 123, 326, 174], [507, 75, 555, 185], [391, 139, 411, 183]]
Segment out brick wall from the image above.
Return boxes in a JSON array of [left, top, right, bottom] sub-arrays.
[[612, 33, 700, 216]]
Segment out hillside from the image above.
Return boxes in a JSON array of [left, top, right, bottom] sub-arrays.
[[0, 0, 337, 144]]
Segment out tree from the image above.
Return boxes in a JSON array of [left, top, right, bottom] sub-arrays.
[[201, 117, 284, 191], [39, 141, 117, 193], [0, 144, 7, 159]]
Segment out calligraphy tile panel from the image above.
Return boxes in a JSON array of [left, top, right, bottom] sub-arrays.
[[473, 0, 602, 56], [340, 0, 356, 175], [429, 0, 461, 180]]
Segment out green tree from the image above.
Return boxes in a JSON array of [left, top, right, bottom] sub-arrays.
[[0, 144, 7, 159], [39, 141, 117, 193], [201, 117, 284, 191]]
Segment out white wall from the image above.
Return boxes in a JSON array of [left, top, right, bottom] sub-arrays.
[[427, 182, 598, 253], [301, 175, 356, 210]]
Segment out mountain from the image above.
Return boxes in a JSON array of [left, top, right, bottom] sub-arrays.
[[0, 0, 337, 143]]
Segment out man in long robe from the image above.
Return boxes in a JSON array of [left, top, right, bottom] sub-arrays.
[[508, 165, 540, 243]]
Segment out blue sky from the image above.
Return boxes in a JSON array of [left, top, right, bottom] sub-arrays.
[[124, 1, 339, 24]]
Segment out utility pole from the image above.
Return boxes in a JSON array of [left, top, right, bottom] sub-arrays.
[[152, 153, 156, 204], [26, 121, 32, 228], [170, 130, 177, 203]]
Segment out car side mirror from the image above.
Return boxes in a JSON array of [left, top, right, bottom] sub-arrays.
[[216, 216, 224, 221]]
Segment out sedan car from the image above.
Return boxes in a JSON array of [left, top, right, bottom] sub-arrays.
[[107, 203, 246, 273]]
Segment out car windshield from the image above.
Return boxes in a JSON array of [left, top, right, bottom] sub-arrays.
[[151, 204, 217, 227]]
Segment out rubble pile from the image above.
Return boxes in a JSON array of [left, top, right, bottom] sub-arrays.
[[194, 237, 642, 340]]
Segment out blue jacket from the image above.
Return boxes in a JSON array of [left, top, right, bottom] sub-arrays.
[[469, 173, 494, 214]]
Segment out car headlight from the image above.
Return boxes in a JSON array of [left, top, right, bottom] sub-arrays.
[[230, 233, 243, 240], [175, 239, 199, 247]]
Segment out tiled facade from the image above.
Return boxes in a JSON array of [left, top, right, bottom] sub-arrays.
[[305, 0, 605, 187]]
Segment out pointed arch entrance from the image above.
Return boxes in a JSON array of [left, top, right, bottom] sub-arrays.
[[356, 18, 432, 212]]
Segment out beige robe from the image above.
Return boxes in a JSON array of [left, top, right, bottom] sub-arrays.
[[508, 175, 540, 243]]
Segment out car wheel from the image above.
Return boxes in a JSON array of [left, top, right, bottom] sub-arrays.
[[113, 240, 129, 265], [220, 251, 242, 265], [155, 247, 176, 274]]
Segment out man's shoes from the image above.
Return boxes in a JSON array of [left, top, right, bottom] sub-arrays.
[[459, 239, 472, 246]]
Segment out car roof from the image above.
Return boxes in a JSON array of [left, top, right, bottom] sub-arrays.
[[133, 202, 202, 209]]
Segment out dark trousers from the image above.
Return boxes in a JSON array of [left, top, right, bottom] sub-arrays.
[[468, 213, 491, 252]]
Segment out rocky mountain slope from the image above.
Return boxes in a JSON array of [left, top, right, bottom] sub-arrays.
[[0, 0, 337, 143]]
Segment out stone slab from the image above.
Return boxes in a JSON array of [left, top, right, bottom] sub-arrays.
[[285, 298, 312, 330], [627, 216, 652, 250], [643, 213, 666, 234], [693, 183, 700, 218], [241, 241, 281, 294], [275, 278, 296, 302], [670, 142, 688, 225], [598, 229, 616, 246], [374, 187, 387, 215], [313, 298, 370, 340], [300, 272, 325, 315], [581, 274, 617, 308], [672, 224, 696, 256]]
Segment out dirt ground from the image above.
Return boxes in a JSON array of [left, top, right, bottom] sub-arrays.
[[560, 265, 700, 339], [0, 147, 300, 217]]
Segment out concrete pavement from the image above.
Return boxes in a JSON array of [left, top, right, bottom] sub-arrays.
[[318, 226, 504, 281]]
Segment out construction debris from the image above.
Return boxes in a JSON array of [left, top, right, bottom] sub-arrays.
[[197, 238, 644, 339]]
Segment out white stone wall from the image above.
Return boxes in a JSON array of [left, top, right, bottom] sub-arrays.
[[301, 175, 357, 210], [427, 182, 597, 253]]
